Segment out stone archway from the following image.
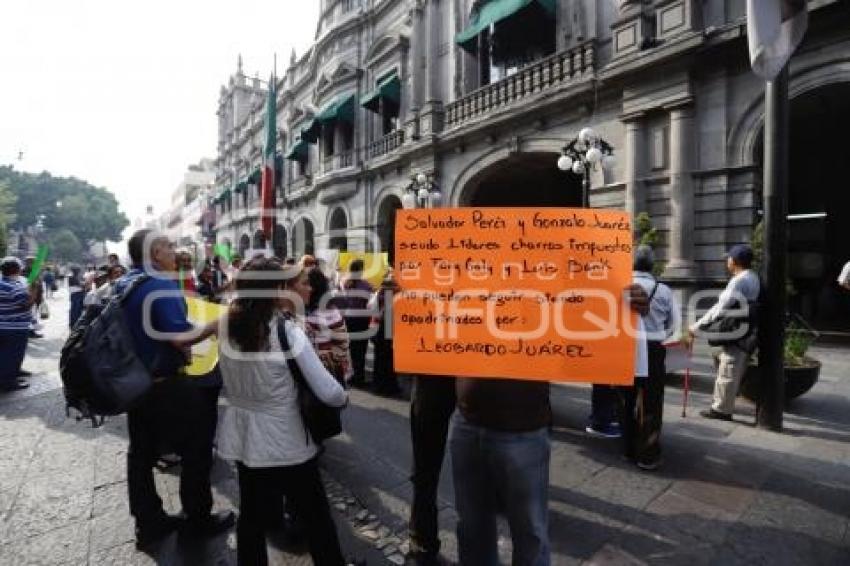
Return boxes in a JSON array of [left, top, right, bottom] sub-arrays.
[[292, 217, 315, 258], [376, 194, 402, 266], [752, 82, 850, 331], [459, 151, 583, 207], [328, 207, 348, 251], [252, 230, 266, 250]]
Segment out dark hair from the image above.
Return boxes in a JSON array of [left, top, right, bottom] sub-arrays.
[[227, 257, 292, 352], [128, 229, 153, 266], [349, 259, 365, 274], [306, 267, 330, 312], [1, 263, 20, 278]]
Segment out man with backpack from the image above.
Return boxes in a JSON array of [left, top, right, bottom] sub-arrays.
[[689, 244, 761, 421], [117, 229, 234, 549]]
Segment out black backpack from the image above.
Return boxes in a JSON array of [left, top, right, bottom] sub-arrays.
[[276, 315, 343, 445], [60, 275, 153, 427]]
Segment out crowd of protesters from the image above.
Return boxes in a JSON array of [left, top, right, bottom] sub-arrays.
[[5, 226, 839, 565]]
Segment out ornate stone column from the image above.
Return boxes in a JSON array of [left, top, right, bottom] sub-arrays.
[[420, 0, 444, 135], [622, 114, 645, 220], [665, 101, 697, 278], [405, 1, 426, 141]]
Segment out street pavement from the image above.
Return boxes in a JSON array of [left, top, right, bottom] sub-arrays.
[[1, 288, 850, 565]]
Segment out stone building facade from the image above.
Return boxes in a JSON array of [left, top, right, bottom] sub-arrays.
[[211, 0, 850, 329]]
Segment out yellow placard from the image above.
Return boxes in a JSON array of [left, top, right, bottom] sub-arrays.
[[338, 252, 389, 288], [185, 297, 228, 377], [393, 207, 637, 384]]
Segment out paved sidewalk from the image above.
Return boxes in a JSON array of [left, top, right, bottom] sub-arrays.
[[0, 290, 389, 565], [2, 288, 850, 564]]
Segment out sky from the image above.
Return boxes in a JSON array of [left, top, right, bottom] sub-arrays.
[[0, 0, 319, 247]]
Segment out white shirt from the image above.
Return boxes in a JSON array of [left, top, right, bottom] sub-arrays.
[[838, 261, 850, 288], [633, 271, 680, 342], [216, 315, 348, 468], [692, 269, 761, 332]]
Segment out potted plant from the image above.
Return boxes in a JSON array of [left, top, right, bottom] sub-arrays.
[[737, 319, 821, 403]]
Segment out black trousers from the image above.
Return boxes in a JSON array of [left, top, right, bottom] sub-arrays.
[[345, 317, 370, 384], [126, 378, 217, 525], [371, 336, 398, 392], [409, 376, 456, 556], [236, 459, 344, 566], [618, 341, 666, 463]]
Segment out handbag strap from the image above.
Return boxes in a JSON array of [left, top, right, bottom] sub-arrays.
[[276, 314, 311, 444]]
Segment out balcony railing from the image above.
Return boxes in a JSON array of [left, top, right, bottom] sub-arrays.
[[367, 130, 405, 160], [320, 150, 354, 175], [445, 42, 596, 130]]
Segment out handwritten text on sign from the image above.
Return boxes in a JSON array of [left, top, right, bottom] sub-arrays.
[[393, 208, 636, 384]]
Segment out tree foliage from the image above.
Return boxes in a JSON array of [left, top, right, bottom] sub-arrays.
[[635, 212, 665, 277], [0, 180, 17, 256], [48, 229, 84, 262], [0, 166, 128, 248]]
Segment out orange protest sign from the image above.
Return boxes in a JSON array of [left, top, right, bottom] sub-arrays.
[[393, 208, 637, 384]]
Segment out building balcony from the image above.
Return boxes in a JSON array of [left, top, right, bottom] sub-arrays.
[[444, 42, 596, 131], [319, 150, 354, 175], [366, 130, 405, 161]]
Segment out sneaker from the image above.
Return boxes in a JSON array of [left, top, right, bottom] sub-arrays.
[[17, 369, 33, 377], [699, 408, 733, 422], [135, 513, 181, 550], [0, 379, 30, 392], [636, 458, 661, 471], [179, 510, 236, 537], [585, 423, 622, 438]]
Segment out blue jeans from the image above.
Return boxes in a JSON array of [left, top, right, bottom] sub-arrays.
[[69, 291, 85, 329], [0, 329, 28, 385], [449, 412, 550, 566]]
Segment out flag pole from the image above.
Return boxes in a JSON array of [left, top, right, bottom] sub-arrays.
[[757, 63, 789, 432]]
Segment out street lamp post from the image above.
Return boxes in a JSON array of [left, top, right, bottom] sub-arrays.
[[402, 172, 443, 209], [557, 127, 616, 208]]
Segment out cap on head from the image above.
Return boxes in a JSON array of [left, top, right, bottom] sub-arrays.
[[727, 244, 754, 268]]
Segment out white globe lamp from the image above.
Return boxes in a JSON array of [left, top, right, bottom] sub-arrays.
[[578, 127, 596, 144], [586, 147, 602, 164], [401, 192, 417, 210], [572, 161, 584, 175], [557, 154, 574, 172]]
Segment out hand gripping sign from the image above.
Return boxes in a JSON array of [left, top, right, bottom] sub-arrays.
[[393, 208, 637, 384]]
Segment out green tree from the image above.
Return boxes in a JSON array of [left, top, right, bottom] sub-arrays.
[[0, 180, 17, 256], [635, 212, 665, 276], [48, 229, 83, 262], [0, 166, 128, 248]]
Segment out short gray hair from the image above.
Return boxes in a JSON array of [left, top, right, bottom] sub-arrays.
[[634, 245, 655, 272]]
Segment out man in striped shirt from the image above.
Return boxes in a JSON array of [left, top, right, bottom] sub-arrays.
[[0, 256, 35, 391]]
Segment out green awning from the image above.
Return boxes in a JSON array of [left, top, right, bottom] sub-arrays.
[[456, 0, 555, 52], [214, 188, 232, 204], [285, 139, 309, 161], [248, 168, 262, 184], [301, 118, 321, 144], [234, 181, 248, 194], [316, 92, 356, 124], [360, 74, 401, 113]]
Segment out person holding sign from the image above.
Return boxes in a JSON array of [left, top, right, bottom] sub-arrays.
[[449, 284, 650, 566]]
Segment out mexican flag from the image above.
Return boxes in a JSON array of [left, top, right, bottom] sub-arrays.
[[260, 74, 277, 240], [747, 0, 808, 81]]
